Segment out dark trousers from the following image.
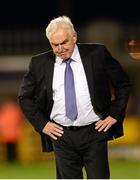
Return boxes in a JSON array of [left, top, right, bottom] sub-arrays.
[[52, 123, 110, 179]]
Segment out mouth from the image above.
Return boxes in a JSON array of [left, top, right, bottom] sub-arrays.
[[57, 52, 67, 57], [59, 51, 66, 55], [56, 50, 69, 58]]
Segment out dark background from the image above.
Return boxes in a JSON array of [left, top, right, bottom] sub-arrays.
[[0, 0, 140, 98], [0, 0, 139, 29]]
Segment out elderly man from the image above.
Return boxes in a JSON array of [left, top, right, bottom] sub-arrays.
[[18, 16, 131, 179]]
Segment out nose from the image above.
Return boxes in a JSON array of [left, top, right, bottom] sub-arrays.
[[57, 44, 63, 52]]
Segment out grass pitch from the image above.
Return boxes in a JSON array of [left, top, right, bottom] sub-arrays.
[[0, 159, 140, 179]]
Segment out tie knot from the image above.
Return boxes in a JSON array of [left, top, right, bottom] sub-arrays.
[[64, 58, 72, 64]]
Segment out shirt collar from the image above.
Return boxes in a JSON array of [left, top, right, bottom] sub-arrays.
[[55, 44, 81, 65]]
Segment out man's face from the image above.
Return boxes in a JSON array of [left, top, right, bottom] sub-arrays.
[[49, 29, 77, 60]]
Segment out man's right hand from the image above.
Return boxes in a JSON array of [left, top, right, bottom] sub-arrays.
[[42, 121, 64, 140]]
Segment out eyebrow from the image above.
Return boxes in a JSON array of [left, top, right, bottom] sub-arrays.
[[51, 39, 69, 46]]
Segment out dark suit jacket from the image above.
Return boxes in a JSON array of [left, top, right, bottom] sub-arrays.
[[18, 43, 131, 152]]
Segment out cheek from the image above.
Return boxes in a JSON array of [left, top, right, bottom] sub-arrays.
[[65, 44, 72, 50], [52, 47, 58, 53]]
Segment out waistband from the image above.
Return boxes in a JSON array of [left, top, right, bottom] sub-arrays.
[[52, 120, 97, 130]]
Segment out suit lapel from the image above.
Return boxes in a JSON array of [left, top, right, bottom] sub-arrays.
[[78, 44, 94, 100], [44, 51, 55, 97]]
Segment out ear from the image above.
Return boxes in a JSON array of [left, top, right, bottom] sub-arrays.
[[73, 32, 77, 43]]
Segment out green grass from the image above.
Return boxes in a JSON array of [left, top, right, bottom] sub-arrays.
[[0, 161, 55, 179], [0, 159, 140, 179], [110, 159, 140, 179]]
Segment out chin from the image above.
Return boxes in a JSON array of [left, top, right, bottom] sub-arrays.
[[61, 55, 69, 60]]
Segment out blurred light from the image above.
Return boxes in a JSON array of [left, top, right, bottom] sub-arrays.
[[125, 39, 140, 60]]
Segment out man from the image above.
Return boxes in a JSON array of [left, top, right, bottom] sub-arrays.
[[18, 16, 131, 179]]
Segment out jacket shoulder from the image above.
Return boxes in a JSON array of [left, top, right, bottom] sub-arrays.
[[32, 50, 53, 61], [77, 43, 107, 53], [77, 42, 105, 48], [29, 50, 54, 68]]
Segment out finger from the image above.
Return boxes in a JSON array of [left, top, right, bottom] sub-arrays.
[[103, 124, 110, 132], [97, 121, 109, 132], [95, 120, 104, 130], [53, 123, 63, 130], [52, 131, 63, 137], [103, 121, 115, 132], [49, 133, 58, 140], [98, 124, 107, 132], [53, 128, 64, 134], [95, 120, 102, 126]]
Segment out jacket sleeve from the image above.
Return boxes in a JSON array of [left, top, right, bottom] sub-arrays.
[[103, 46, 131, 122], [18, 58, 49, 133]]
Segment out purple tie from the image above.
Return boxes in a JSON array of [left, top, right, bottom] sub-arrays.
[[64, 59, 78, 120]]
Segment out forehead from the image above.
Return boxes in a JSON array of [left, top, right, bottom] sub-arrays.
[[49, 29, 70, 44]]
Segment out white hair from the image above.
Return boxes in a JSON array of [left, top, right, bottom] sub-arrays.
[[46, 16, 76, 39]]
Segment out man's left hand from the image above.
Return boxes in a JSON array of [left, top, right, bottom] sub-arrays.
[[95, 116, 117, 132]]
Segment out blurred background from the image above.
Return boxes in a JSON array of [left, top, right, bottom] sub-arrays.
[[0, 0, 140, 179]]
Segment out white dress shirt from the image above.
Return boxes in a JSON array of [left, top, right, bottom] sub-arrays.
[[50, 44, 100, 126]]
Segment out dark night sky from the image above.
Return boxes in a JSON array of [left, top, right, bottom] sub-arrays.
[[0, 0, 140, 29]]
